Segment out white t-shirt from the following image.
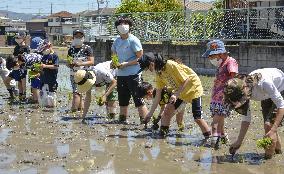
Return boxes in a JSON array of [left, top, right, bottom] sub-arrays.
[[88, 61, 116, 87], [242, 68, 284, 122], [250, 68, 284, 108], [0, 57, 6, 70]]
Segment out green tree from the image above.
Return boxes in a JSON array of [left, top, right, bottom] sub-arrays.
[[115, 0, 183, 14]]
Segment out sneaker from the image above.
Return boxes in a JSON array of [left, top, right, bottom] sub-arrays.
[[152, 123, 159, 130], [107, 113, 115, 119], [82, 118, 88, 124], [177, 123, 185, 132], [220, 134, 229, 144], [159, 126, 169, 137], [119, 115, 127, 123]]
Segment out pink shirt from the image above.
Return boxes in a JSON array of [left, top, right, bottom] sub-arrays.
[[211, 57, 238, 103]]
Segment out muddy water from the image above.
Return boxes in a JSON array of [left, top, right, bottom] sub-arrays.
[[0, 66, 283, 174]]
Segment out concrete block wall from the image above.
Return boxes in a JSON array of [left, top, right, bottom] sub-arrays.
[[89, 40, 284, 74]]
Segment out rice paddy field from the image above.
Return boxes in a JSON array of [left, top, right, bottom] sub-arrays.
[[0, 65, 283, 174]]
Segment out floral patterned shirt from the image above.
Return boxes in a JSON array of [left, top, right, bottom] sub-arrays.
[[211, 56, 238, 103]]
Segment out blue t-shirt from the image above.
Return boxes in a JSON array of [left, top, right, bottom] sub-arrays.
[[40, 53, 59, 84], [111, 34, 142, 76]]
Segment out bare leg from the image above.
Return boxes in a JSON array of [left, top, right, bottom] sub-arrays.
[[32, 88, 40, 102], [119, 106, 128, 122], [176, 109, 184, 126], [71, 93, 82, 111], [82, 89, 91, 119], [138, 105, 148, 123], [106, 100, 116, 119], [195, 118, 211, 135], [211, 115, 224, 136]]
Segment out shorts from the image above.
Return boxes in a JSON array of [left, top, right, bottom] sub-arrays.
[[170, 97, 202, 119], [191, 97, 203, 119], [117, 75, 145, 107], [8, 69, 26, 82], [261, 91, 284, 125], [31, 78, 41, 89], [172, 98, 186, 114], [70, 75, 78, 93], [210, 102, 231, 117], [41, 82, 58, 93]]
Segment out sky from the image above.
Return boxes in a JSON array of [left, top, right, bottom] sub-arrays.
[[0, 0, 213, 14]]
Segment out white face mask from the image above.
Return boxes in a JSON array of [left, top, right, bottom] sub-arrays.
[[43, 49, 51, 55], [15, 38, 23, 44], [72, 37, 84, 46], [210, 58, 223, 67], [117, 24, 129, 35]]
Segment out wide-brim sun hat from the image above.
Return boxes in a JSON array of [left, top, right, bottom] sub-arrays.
[[202, 40, 227, 58], [74, 70, 96, 93]]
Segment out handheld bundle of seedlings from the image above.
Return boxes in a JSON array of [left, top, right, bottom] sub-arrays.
[[256, 137, 273, 149]]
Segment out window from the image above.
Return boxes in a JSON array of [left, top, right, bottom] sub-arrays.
[[55, 28, 61, 33], [72, 18, 77, 22], [48, 18, 53, 22], [56, 18, 60, 22]]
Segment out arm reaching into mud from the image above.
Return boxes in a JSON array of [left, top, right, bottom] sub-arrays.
[[144, 88, 162, 124], [229, 121, 250, 155]]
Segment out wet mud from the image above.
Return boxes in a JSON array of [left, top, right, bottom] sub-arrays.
[[0, 66, 283, 174]]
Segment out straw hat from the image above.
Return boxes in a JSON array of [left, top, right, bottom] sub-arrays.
[[74, 70, 96, 93]]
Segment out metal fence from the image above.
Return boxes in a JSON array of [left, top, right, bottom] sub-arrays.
[[79, 6, 284, 42]]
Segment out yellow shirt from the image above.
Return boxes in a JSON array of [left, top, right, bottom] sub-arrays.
[[155, 60, 203, 103]]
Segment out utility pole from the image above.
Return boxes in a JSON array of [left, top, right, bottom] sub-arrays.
[[51, 3, 53, 15], [97, 0, 100, 14], [6, 5, 8, 18]]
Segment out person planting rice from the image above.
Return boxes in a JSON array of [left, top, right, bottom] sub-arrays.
[[137, 83, 185, 131], [224, 68, 284, 159], [139, 52, 211, 138], [0, 57, 17, 99], [6, 52, 42, 103], [73, 61, 117, 124]]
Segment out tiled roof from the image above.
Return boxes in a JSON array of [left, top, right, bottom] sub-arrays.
[[49, 11, 73, 18], [186, 0, 213, 11], [77, 8, 115, 16]]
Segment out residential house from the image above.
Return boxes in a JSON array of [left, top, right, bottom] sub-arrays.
[[185, 0, 213, 11], [0, 16, 11, 46], [77, 8, 115, 41], [47, 11, 79, 44], [26, 18, 48, 38], [6, 19, 26, 32], [224, 0, 283, 9]]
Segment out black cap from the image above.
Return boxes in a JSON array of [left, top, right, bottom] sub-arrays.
[[137, 52, 156, 72], [73, 29, 84, 36]]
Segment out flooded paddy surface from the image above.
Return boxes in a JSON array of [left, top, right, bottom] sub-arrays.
[[0, 66, 283, 174]]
